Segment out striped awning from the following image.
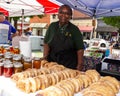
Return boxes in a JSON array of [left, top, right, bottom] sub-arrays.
[[78, 26, 93, 32]]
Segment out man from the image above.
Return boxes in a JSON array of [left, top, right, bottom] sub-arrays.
[[43, 5, 84, 70], [0, 12, 17, 44]]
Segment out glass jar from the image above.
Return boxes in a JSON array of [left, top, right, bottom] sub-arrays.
[[13, 55, 22, 63], [4, 47, 10, 53], [33, 57, 41, 69], [0, 63, 4, 76], [14, 46, 20, 54], [4, 54, 13, 62], [23, 58, 32, 70], [0, 54, 4, 59], [13, 62, 23, 73], [9, 46, 14, 54], [4, 64, 13, 77], [0, 45, 4, 54]]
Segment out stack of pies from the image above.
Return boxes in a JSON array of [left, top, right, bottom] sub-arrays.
[[35, 70, 101, 96], [16, 69, 80, 93], [82, 76, 120, 96]]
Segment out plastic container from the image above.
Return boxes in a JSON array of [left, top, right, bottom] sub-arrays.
[[105, 49, 110, 57]]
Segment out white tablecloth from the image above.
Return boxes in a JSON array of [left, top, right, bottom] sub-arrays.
[[0, 76, 37, 96], [0, 76, 83, 96]]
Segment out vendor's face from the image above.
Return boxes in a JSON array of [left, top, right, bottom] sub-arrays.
[[58, 7, 72, 25], [0, 15, 5, 22]]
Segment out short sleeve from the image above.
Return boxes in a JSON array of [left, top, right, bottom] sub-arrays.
[[44, 22, 57, 44], [10, 25, 16, 33], [71, 25, 84, 50]]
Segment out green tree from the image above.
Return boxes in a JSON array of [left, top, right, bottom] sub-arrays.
[[102, 16, 120, 34]]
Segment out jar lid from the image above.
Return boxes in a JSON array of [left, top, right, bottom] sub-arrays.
[[24, 58, 32, 62], [0, 54, 3, 56], [14, 46, 19, 49], [4, 64, 13, 68], [13, 56, 21, 60], [0, 63, 4, 66], [34, 57, 40, 60], [3, 60, 12, 64], [4, 52, 13, 56], [14, 63, 23, 68], [4, 55, 12, 59]]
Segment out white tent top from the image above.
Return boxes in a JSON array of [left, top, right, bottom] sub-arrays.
[[0, 0, 44, 17]]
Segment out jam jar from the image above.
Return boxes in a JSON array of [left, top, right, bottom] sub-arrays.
[[4, 47, 10, 53], [23, 58, 32, 70], [14, 46, 20, 54], [0, 63, 4, 76], [0, 54, 4, 59], [0, 45, 4, 54], [4, 54, 13, 62], [13, 55, 22, 63], [13, 62, 23, 73], [9, 46, 14, 53], [33, 57, 41, 69], [4, 64, 13, 77]]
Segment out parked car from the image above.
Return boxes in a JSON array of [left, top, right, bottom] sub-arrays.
[[88, 38, 110, 49]]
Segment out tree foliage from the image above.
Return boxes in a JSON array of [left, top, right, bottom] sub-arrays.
[[102, 16, 120, 28]]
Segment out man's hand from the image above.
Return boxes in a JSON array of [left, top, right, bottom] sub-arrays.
[[76, 64, 83, 71]]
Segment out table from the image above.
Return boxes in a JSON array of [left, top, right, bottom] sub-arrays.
[[82, 56, 102, 71], [0, 76, 36, 96], [99, 56, 120, 80]]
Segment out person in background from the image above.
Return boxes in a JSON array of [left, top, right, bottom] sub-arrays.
[[0, 12, 17, 45], [43, 5, 84, 70], [113, 41, 119, 49], [24, 28, 32, 36]]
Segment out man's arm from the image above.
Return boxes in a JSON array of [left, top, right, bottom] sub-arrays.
[[43, 43, 50, 59], [77, 49, 84, 71]]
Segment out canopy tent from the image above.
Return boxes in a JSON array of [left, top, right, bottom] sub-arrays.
[[53, 0, 120, 18], [0, 7, 9, 16], [0, 0, 61, 17], [0, 0, 44, 17], [0, 0, 61, 33], [1, 0, 120, 18], [37, 0, 60, 14], [51, 0, 120, 38]]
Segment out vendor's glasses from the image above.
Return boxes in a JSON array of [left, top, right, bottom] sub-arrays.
[[59, 11, 71, 16]]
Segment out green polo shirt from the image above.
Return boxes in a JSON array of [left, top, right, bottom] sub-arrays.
[[44, 21, 84, 50]]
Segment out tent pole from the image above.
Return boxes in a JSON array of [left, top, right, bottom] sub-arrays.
[[92, 17, 97, 38], [21, 9, 24, 35]]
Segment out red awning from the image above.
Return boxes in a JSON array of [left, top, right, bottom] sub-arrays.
[[78, 26, 93, 32], [0, 7, 9, 16], [37, 0, 60, 14]]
